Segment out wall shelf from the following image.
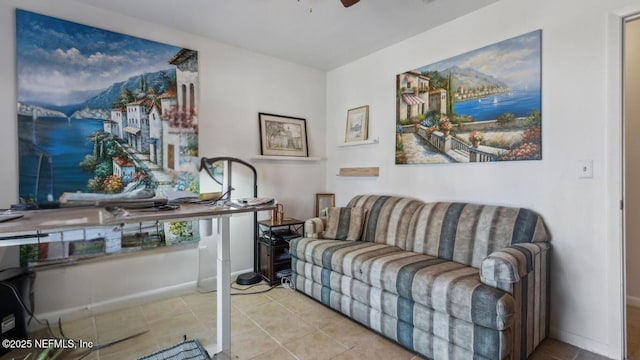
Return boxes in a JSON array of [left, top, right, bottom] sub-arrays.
[[337, 138, 379, 147], [251, 156, 323, 161], [337, 167, 380, 177]]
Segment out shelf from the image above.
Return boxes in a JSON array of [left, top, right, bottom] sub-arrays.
[[337, 167, 380, 177], [251, 156, 323, 161], [337, 138, 379, 147]]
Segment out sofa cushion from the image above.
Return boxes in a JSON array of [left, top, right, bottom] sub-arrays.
[[290, 237, 515, 330], [324, 207, 367, 240], [289, 237, 403, 277]]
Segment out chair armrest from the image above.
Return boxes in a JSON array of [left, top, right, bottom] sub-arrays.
[[480, 242, 551, 284], [304, 217, 327, 239]]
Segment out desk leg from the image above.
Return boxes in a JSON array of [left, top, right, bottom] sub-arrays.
[[216, 215, 231, 356]]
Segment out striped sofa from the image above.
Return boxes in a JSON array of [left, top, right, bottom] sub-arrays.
[[290, 195, 550, 360]]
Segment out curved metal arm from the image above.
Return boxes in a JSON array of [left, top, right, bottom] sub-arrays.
[[199, 156, 261, 278], [200, 157, 257, 198]]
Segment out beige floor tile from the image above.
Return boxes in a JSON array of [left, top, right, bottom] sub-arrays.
[[231, 292, 272, 311], [0, 289, 615, 360], [258, 314, 315, 344], [229, 327, 281, 360], [57, 317, 97, 343], [284, 330, 349, 360], [533, 338, 580, 360], [141, 297, 190, 324], [231, 311, 260, 336], [243, 301, 293, 326], [266, 286, 298, 302], [148, 312, 209, 348], [97, 332, 159, 360], [301, 304, 347, 330], [182, 290, 216, 307], [278, 292, 323, 315], [95, 305, 149, 343], [341, 335, 415, 360], [321, 317, 377, 349]]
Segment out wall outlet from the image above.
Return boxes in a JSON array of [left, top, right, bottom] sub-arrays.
[[578, 160, 593, 179]]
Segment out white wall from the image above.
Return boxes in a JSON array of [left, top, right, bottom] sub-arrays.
[[326, 0, 632, 357], [0, 0, 326, 318]]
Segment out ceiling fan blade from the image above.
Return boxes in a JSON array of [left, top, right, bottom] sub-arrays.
[[340, 0, 360, 8]]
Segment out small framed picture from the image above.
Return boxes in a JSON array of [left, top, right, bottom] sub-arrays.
[[259, 112, 309, 157], [345, 105, 369, 143], [315, 193, 335, 217]]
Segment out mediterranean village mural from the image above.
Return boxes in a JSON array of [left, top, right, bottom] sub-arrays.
[[16, 10, 200, 263], [395, 30, 542, 164]]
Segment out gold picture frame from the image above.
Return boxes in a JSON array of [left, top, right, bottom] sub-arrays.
[[345, 105, 369, 142], [315, 193, 335, 217]]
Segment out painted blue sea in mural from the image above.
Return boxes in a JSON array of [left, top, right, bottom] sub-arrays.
[[16, 9, 200, 204], [395, 30, 542, 164]]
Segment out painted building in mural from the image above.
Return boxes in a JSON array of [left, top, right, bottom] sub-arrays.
[[148, 101, 162, 165], [109, 107, 126, 139], [105, 48, 198, 175], [429, 89, 448, 115], [397, 70, 431, 121], [164, 49, 198, 173]]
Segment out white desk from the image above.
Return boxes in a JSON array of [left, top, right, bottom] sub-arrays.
[[0, 203, 274, 357]]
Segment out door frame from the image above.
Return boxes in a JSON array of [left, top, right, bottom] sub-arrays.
[[609, 4, 640, 359]]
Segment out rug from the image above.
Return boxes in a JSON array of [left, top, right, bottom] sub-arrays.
[[137, 339, 211, 360]]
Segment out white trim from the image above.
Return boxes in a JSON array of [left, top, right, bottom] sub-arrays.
[[31, 281, 197, 327], [549, 327, 610, 358], [606, 10, 625, 360], [605, 4, 640, 360]]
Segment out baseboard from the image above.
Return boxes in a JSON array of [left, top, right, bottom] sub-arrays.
[[30, 268, 253, 328], [548, 326, 615, 359], [628, 295, 640, 308], [31, 281, 198, 328]]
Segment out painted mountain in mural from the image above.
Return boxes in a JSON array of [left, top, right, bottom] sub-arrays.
[[82, 69, 176, 111]]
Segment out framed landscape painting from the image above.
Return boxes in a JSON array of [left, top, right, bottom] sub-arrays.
[[16, 9, 199, 205], [345, 105, 369, 143], [395, 30, 542, 164], [258, 113, 309, 157]]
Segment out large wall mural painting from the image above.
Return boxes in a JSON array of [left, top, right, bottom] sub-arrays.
[[16, 9, 199, 205], [395, 30, 541, 164]]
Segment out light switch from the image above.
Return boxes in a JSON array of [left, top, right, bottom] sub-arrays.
[[578, 160, 593, 179]]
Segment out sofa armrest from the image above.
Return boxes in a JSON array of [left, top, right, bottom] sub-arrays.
[[304, 217, 327, 239], [480, 242, 551, 284]]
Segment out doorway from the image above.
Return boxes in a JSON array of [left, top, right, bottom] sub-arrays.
[[625, 14, 640, 360]]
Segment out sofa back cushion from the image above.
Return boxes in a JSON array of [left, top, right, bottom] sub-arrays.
[[323, 207, 367, 240], [347, 195, 549, 268], [347, 195, 426, 248]]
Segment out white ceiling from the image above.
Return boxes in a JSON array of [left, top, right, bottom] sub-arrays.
[[71, 0, 498, 71]]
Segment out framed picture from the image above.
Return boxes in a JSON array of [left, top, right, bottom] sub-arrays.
[[345, 105, 369, 142], [315, 193, 335, 217], [259, 113, 309, 157], [395, 30, 541, 165]]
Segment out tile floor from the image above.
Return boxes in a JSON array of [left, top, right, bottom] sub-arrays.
[[0, 283, 620, 360]]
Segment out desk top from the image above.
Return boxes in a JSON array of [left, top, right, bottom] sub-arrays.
[[0, 203, 275, 242]]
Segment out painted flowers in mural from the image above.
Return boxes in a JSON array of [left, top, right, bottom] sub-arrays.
[[395, 30, 542, 165], [16, 9, 199, 204]]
